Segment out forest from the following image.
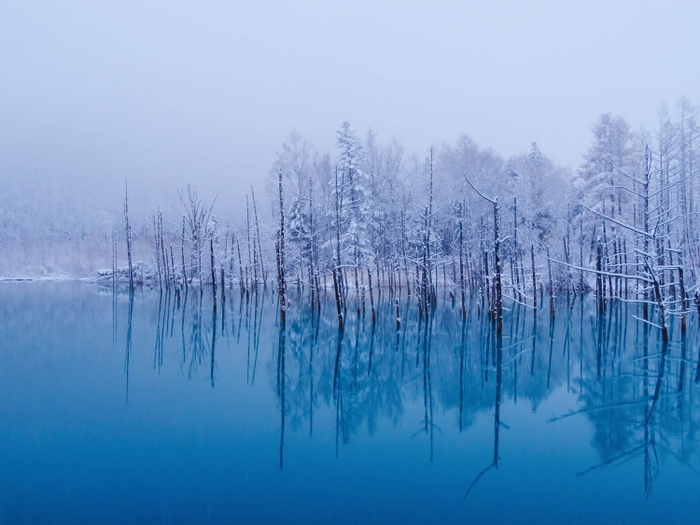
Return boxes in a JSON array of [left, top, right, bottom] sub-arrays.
[[3, 97, 700, 336]]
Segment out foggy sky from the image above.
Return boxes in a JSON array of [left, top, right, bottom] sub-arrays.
[[1, 0, 698, 212]]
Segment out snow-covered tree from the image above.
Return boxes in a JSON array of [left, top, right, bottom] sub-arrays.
[[336, 121, 370, 253]]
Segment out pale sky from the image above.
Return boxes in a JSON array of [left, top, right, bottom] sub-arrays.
[[1, 0, 698, 210]]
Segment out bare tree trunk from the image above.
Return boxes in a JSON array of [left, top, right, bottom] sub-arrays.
[[546, 244, 555, 319], [483, 250, 490, 315], [308, 176, 315, 309], [181, 217, 188, 291], [210, 238, 217, 303], [251, 187, 267, 289], [334, 166, 345, 319], [493, 200, 502, 334], [124, 180, 134, 291], [277, 169, 287, 324], [153, 215, 163, 290], [354, 243, 360, 316], [368, 267, 376, 324], [579, 209, 584, 292], [229, 232, 235, 290], [159, 211, 169, 288], [426, 148, 435, 305], [170, 246, 176, 290], [646, 260, 668, 343], [459, 202, 466, 318], [531, 244, 537, 311], [596, 239, 604, 313], [247, 195, 256, 292], [513, 197, 522, 301], [237, 239, 244, 294], [679, 243, 687, 332], [220, 264, 226, 304], [112, 225, 117, 290]]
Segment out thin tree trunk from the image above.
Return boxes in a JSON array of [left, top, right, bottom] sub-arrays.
[[277, 169, 287, 324], [124, 180, 134, 291], [531, 244, 537, 311], [547, 245, 555, 319]]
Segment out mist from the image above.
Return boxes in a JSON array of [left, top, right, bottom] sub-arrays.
[[3, 1, 698, 205], [1, 0, 699, 278]]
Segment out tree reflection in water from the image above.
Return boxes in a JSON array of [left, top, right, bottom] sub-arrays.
[[131, 286, 700, 492]]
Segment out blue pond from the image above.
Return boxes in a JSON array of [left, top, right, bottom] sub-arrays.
[[0, 281, 698, 524]]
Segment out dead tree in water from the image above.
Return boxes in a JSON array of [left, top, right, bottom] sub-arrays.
[[531, 244, 537, 311], [236, 238, 244, 294], [513, 197, 522, 302], [332, 166, 345, 329], [277, 169, 287, 324], [426, 148, 436, 305], [181, 217, 188, 291], [596, 239, 604, 312], [170, 246, 178, 295], [111, 225, 117, 291], [696, 293, 700, 384], [546, 245, 555, 319], [368, 267, 376, 324], [308, 175, 317, 310], [420, 205, 430, 318], [678, 243, 687, 332], [210, 238, 217, 305], [646, 260, 669, 343], [246, 195, 255, 292], [459, 202, 466, 319], [124, 180, 134, 291], [220, 263, 226, 304], [251, 187, 267, 289], [159, 211, 169, 288], [465, 175, 502, 334], [153, 214, 163, 290]]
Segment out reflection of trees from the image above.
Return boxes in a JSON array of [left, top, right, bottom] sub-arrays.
[[266, 294, 700, 490], [274, 297, 410, 451], [124, 290, 134, 404], [105, 280, 700, 489], [550, 302, 700, 493], [176, 291, 218, 381], [270, 294, 565, 456], [4, 283, 699, 492]]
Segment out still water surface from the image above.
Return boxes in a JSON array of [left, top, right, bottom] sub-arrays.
[[1, 282, 698, 524]]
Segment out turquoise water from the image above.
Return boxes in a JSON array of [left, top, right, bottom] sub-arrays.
[[1, 282, 698, 524]]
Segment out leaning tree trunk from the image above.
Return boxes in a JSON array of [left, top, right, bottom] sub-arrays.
[[210, 238, 217, 306]]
